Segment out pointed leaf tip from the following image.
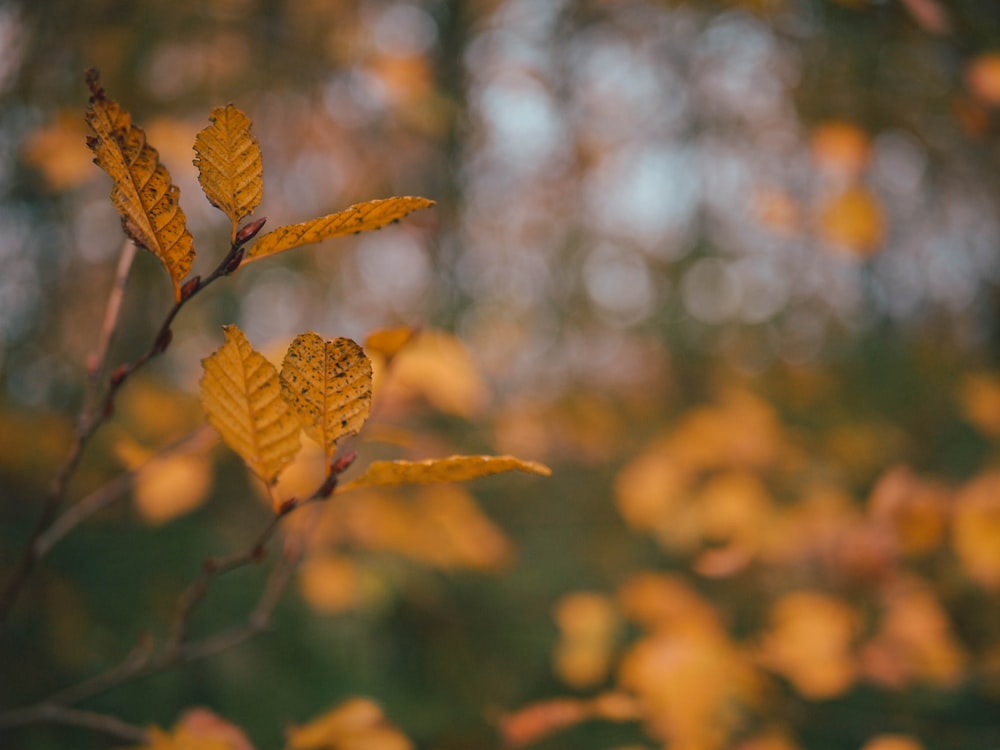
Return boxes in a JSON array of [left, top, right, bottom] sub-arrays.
[[245, 196, 435, 263], [340, 454, 552, 492]]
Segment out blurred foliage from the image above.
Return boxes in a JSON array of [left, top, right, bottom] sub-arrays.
[[3, 0, 1000, 749]]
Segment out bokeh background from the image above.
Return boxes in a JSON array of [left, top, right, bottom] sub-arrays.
[[3, 0, 1000, 748]]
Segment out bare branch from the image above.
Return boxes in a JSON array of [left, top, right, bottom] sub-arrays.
[[0, 703, 151, 744], [0, 239, 248, 627], [83, 239, 137, 417], [36, 427, 215, 558]]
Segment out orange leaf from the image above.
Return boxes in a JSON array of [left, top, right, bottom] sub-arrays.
[[284, 698, 412, 750], [193, 104, 263, 240], [244, 196, 434, 263], [818, 186, 885, 256], [85, 70, 195, 300], [200, 325, 301, 485], [339, 454, 551, 492], [279, 333, 372, 460]]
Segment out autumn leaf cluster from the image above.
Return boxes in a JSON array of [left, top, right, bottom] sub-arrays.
[[499, 374, 1000, 750]]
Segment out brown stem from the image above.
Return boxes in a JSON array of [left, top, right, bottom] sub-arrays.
[[83, 239, 136, 414], [5, 483, 324, 720], [165, 509, 286, 655], [35, 427, 215, 559], [0, 241, 246, 627], [0, 704, 151, 744]]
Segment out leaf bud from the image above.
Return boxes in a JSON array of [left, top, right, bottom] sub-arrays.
[[331, 451, 358, 476], [153, 327, 173, 354], [109, 365, 129, 388], [235, 217, 267, 246], [223, 246, 245, 275], [179, 275, 201, 301]]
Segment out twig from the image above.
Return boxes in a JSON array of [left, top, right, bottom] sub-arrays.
[[165, 507, 287, 654], [0, 237, 251, 627], [35, 427, 215, 558], [178, 526, 311, 663], [0, 704, 150, 744], [2, 474, 332, 723], [83, 239, 137, 419], [46, 632, 156, 708]]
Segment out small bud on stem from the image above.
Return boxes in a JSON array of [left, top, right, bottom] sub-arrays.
[[235, 217, 267, 246]]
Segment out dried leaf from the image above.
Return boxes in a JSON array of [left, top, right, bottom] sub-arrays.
[[819, 185, 885, 256], [23, 110, 93, 190], [860, 735, 925, 750], [85, 70, 195, 301], [498, 699, 590, 748], [340, 454, 551, 492], [966, 52, 1000, 106], [175, 709, 256, 750], [279, 333, 373, 460], [339, 486, 514, 570], [382, 330, 488, 417], [200, 325, 301, 484], [193, 105, 263, 239], [125, 726, 235, 750], [758, 590, 860, 699], [553, 592, 619, 688], [285, 698, 412, 750], [298, 554, 366, 614], [952, 471, 1000, 588], [499, 693, 639, 748], [244, 196, 434, 263], [364, 326, 416, 361], [810, 120, 870, 177], [115, 437, 215, 525]]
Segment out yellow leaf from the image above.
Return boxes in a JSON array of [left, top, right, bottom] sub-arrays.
[[957, 371, 1000, 438], [124, 726, 236, 750], [298, 554, 366, 614], [952, 471, 1000, 588], [810, 120, 870, 177], [864, 576, 966, 688], [339, 486, 514, 570], [818, 186, 885, 257], [244, 196, 435, 263], [200, 325, 301, 485], [498, 699, 591, 748], [364, 326, 416, 361], [279, 333, 373, 460], [618, 622, 754, 749], [966, 52, 1000, 106], [340, 454, 551, 492], [861, 736, 925, 750], [115, 434, 217, 525], [285, 698, 412, 750], [135, 453, 214, 525], [193, 105, 263, 240], [382, 330, 488, 417], [758, 590, 859, 699], [85, 70, 195, 301], [23, 110, 94, 190], [553, 592, 619, 688]]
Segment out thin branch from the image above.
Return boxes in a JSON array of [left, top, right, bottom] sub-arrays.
[[0, 704, 151, 744], [5, 480, 329, 719], [164, 508, 286, 654], [47, 632, 156, 708], [178, 529, 310, 663], [83, 239, 137, 419], [35, 427, 215, 558], [0, 239, 249, 627]]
